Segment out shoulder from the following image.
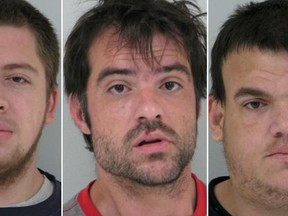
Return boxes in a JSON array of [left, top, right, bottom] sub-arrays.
[[209, 176, 231, 216], [64, 181, 97, 216], [39, 169, 61, 185], [39, 169, 61, 215], [39, 169, 61, 198], [0, 169, 61, 216], [64, 195, 85, 216], [191, 173, 206, 216]]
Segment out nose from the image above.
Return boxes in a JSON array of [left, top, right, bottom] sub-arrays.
[[134, 88, 164, 123], [0, 90, 8, 113], [270, 102, 288, 140]]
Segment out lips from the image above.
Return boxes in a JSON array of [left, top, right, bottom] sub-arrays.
[[0, 121, 13, 139], [268, 152, 288, 156], [0, 123, 12, 131], [266, 148, 288, 161], [267, 148, 288, 156], [132, 132, 172, 147], [138, 139, 162, 146]]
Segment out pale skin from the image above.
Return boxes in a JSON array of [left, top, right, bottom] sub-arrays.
[[0, 26, 58, 206], [209, 47, 288, 216], [70, 28, 198, 216]]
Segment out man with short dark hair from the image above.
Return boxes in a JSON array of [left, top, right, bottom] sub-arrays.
[[0, 0, 60, 215], [64, 0, 207, 215], [209, 0, 288, 215]]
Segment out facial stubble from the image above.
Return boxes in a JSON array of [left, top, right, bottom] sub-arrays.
[[223, 122, 288, 209], [0, 118, 45, 187], [91, 119, 197, 188]]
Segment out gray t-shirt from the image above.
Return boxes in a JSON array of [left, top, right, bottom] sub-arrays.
[[7, 175, 54, 207]]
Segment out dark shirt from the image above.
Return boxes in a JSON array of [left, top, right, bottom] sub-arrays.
[[209, 176, 231, 216], [0, 169, 61, 216]]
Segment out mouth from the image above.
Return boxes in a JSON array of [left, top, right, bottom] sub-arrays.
[[133, 132, 171, 147], [138, 139, 163, 147], [132, 132, 172, 154], [0, 122, 13, 139], [267, 149, 288, 156], [0, 130, 13, 139], [266, 150, 288, 162]]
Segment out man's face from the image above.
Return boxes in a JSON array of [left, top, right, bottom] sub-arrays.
[[71, 29, 197, 186], [210, 47, 288, 207], [0, 26, 57, 184]]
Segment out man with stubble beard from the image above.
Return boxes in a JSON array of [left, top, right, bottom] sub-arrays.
[[209, 0, 288, 215], [64, 0, 207, 215], [0, 0, 60, 215]]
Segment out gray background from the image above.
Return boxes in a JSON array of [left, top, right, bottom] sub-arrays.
[[63, 0, 207, 202], [26, 0, 61, 181], [208, 0, 263, 181]]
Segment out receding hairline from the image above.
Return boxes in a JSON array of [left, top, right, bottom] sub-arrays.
[[87, 25, 190, 71]]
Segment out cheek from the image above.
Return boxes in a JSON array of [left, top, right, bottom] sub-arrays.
[[12, 91, 46, 118], [223, 111, 266, 163], [88, 99, 131, 133], [168, 101, 197, 134], [26, 101, 47, 128], [10, 93, 47, 148], [176, 97, 196, 119]]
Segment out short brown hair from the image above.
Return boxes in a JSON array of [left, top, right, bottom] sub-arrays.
[[0, 0, 59, 95]]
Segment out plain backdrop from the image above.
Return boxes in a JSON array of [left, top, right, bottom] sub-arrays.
[[25, 0, 61, 181], [63, 0, 207, 202], [208, 0, 263, 181]]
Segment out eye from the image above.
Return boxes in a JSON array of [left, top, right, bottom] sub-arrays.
[[108, 84, 130, 95], [7, 75, 29, 85], [244, 101, 266, 110], [12, 76, 26, 83], [161, 81, 182, 92]]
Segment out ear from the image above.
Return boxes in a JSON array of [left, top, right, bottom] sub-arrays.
[[209, 95, 224, 142], [45, 87, 59, 124], [69, 94, 91, 134]]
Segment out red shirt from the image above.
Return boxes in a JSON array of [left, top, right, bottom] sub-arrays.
[[77, 173, 206, 216]]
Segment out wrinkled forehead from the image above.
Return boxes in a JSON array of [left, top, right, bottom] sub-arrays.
[[88, 27, 188, 68]]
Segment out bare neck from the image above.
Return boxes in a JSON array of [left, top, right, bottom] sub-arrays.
[[91, 164, 196, 216], [215, 179, 288, 216], [0, 156, 44, 207]]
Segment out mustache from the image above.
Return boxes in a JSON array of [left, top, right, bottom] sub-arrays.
[[124, 119, 178, 144]]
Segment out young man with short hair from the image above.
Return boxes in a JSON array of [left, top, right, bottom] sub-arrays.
[[209, 1, 288, 215], [0, 0, 60, 215], [64, 0, 207, 215]]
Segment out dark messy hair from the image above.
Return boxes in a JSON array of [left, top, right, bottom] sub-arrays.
[[64, 0, 206, 151], [0, 0, 59, 95], [210, 0, 288, 102]]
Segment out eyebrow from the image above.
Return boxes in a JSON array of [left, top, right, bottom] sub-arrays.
[[156, 63, 191, 80], [97, 68, 135, 84], [96, 62, 190, 84], [2, 63, 38, 74], [234, 87, 270, 100]]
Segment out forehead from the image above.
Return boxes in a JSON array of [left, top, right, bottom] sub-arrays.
[[88, 28, 189, 71], [0, 25, 43, 70], [222, 48, 288, 95], [0, 25, 36, 52]]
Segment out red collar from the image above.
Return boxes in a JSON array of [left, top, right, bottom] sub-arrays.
[[78, 173, 206, 216]]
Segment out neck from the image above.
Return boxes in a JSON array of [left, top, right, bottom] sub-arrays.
[[91, 164, 196, 216], [216, 179, 288, 216], [0, 156, 44, 207]]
